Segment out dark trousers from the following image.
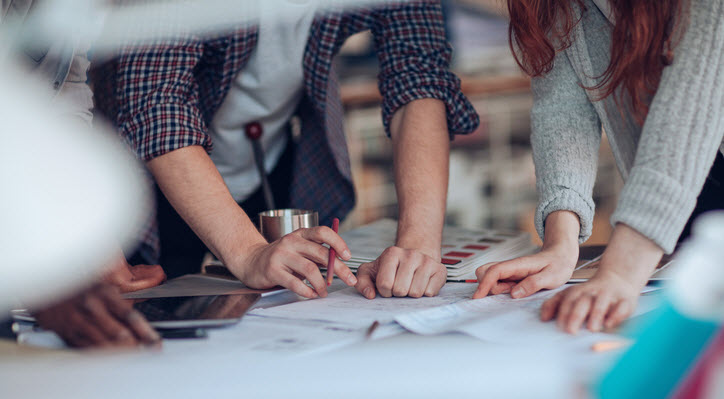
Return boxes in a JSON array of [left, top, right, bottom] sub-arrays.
[[156, 142, 295, 279], [679, 152, 724, 244]]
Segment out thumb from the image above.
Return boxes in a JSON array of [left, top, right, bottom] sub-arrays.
[[510, 271, 552, 299], [354, 262, 378, 299], [123, 264, 167, 292]]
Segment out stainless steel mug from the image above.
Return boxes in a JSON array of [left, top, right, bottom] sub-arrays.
[[258, 209, 319, 242]]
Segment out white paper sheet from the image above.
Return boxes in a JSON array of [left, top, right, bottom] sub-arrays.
[[248, 283, 479, 328], [395, 288, 664, 344]]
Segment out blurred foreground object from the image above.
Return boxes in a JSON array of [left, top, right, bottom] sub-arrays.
[[0, 61, 150, 314], [597, 212, 724, 398]]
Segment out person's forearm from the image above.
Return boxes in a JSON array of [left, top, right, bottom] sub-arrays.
[[541, 211, 580, 251], [146, 145, 266, 267], [598, 223, 664, 288], [390, 98, 449, 260]]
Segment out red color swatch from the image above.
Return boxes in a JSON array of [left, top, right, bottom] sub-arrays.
[[444, 251, 474, 258], [463, 245, 490, 251], [441, 258, 461, 265]]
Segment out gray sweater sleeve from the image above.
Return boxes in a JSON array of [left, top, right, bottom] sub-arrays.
[[610, 0, 724, 253], [531, 49, 602, 243]]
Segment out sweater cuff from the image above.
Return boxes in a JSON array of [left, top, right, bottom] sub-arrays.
[[535, 175, 595, 244], [611, 167, 698, 254]]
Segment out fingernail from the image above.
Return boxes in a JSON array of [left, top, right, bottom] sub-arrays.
[[511, 287, 525, 298], [349, 275, 358, 285], [343, 250, 351, 259], [363, 287, 373, 299], [590, 321, 601, 332]]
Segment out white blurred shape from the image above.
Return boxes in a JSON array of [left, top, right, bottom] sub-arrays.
[[669, 211, 724, 322], [25, 0, 397, 59], [0, 61, 149, 313]]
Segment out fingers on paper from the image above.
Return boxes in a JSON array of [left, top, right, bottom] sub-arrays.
[[285, 256, 328, 298], [279, 270, 319, 299], [424, 268, 447, 297], [564, 294, 593, 334], [332, 261, 358, 287], [605, 300, 633, 330], [587, 293, 612, 332], [510, 266, 561, 299], [540, 291, 565, 321], [355, 262, 378, 299], [473, 257, 541, 299], [374, 249, 402, 298]]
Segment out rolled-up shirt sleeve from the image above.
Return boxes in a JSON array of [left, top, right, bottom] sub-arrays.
[[113, 39, 211, 162], [369, 1, 479, 138]]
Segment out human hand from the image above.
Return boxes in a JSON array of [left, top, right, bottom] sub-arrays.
[[355, 247, 447, 299], [230, 226, 356, 298], [540, 222, 663, 333], [540, 269, 641, 333], [34, 283, 161, 349], [472, 243, 578, 299], [103, 255, 166, 293]]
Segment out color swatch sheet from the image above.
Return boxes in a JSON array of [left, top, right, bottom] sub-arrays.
[[339, 219, 537, 281]]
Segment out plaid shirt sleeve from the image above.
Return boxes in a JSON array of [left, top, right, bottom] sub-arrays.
[[114, 38, 211, 162], [367, 1, 479, 138]]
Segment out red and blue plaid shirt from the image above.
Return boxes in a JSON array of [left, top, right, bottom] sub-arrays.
[[93, 1, 479, 264]]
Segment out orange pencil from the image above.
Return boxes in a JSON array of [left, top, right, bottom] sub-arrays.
[[326, 218, 340, 286]]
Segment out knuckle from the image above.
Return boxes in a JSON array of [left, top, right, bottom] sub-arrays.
[[377, 280, 393, 292], [313, 226, 331, 239], [302, 261, 317, 275], [386, 246, 403, 257], [79, 296, 96, 314]]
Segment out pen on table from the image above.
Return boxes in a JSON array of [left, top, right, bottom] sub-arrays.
[[326, 217, 340, 286], [591, 339, 631, 352], [365, 321, 380, 339], [158, 328, 208, 340]]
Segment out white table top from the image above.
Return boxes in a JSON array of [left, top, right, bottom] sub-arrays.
[[0, 282, 641, 398]]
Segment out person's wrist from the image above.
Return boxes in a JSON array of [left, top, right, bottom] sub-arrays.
[[541, 211, 580, 253], [395, 235, 441, 261], [222, 240, 267, 282]]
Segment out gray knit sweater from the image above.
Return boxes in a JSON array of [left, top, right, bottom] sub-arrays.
[[531, 0, 724, 253]]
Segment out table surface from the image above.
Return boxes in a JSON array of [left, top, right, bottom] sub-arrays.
[[0, 282, 644, 399]]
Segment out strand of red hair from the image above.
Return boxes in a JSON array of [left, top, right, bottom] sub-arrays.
[[508, 0, 689, 125]]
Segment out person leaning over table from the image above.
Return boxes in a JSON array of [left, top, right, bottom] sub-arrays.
[[1, 0, 166, 348], [92, 0, 479, 300], [473, 0, 724, 333]]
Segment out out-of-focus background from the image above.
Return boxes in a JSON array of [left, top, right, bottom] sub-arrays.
[[337, 0, 621, 245]]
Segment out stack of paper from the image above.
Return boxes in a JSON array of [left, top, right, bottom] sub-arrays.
[[338, 219, 537, 281]]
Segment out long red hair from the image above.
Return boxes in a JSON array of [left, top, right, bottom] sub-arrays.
[[508, 0, 689, 124]]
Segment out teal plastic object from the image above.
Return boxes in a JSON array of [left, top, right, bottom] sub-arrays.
[[596, 299, 720, 399]]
